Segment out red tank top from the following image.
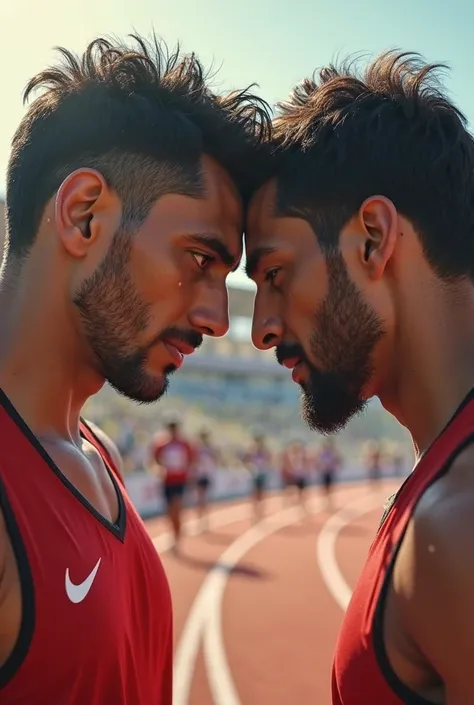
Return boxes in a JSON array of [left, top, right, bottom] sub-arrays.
[[0, 391, 172, 704], [332, 388, 474, 705], [154, 436, 194, 485]]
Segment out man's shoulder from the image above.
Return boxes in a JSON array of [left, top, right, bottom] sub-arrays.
[[392, 442, 474, 698], [394, 439, 474, 621], [413, 440, 474, 532]]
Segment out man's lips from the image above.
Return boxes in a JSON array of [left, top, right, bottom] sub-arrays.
[[280, 357, 306, 384], [162, 339, 196, 368], [281, 357, 302, 370]]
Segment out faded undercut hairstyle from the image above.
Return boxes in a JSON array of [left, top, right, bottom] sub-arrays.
[[269, 50, 474, 281], [5, 33, 272, 261]]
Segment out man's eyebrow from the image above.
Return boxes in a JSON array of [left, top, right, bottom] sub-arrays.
[[184, 234, 240, 271], [245, 246, 277, 279]]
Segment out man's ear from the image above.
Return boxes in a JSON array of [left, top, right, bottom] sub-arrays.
[[54, 168, 114, 259], [357, 195, 399, 280]]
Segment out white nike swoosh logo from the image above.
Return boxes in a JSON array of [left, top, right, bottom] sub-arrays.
[[65, 558, 102, 604]]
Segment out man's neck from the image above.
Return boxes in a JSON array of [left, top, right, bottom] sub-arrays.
[[380, 287, 474, 457], [0, 272, 103, 444]]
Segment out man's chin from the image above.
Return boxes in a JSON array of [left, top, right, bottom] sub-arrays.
[[300, 389, 368, 435], [108, 371, 172, 405]]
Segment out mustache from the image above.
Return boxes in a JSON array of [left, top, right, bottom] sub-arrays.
[[275, 341, 307, 366], [153, 326, 204, 351]]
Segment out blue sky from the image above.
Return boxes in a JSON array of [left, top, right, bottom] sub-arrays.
[[0, 0, 472, 288]]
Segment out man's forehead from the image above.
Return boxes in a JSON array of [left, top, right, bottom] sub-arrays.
[[244, 181, 323, 279], [249, 179, 278, 217], [186, 155, 244, 263], [201, 154, 243, 225], [246, 179, 313, 251], [246, 180, 278, 241]]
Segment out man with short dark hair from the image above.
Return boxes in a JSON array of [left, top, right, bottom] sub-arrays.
[[150, 415, 195, 552], [0, 33, 270, 703], [245, 50, 474, 704]]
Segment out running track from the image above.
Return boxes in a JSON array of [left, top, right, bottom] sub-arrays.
[[145, 478, 401, 705]]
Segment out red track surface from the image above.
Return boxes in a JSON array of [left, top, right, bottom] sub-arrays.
[[145, 478, 401, 705]]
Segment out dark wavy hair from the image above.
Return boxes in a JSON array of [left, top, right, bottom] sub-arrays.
[[269, 50, 474, 280], [5, 33, 272, 259]]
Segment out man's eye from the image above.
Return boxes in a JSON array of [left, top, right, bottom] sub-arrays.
[[192, 252, 213, 269], [265, 267, 281, 283]]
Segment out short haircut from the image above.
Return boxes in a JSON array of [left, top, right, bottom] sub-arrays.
[[269, 50, 474, 281], [5, 33, 271, 259]]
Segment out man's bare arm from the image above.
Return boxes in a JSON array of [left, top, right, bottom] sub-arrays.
[[0, 507, 20, 667], [395, 448, 474, 704]]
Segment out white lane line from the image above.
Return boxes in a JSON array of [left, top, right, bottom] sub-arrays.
[[174, 484, 368, 705], [316, 489, 387, 611], [203, 505, 317, 705], [175, 505, 313, 705], [151, 483, 367, 555]]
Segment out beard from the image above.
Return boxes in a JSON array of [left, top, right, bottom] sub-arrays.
[[277, 252, 385, 434], [73, 223, 201, 404]]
